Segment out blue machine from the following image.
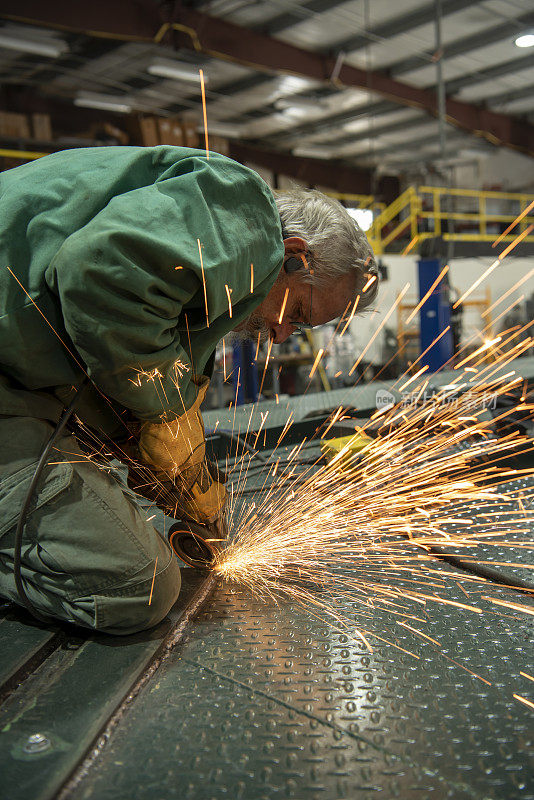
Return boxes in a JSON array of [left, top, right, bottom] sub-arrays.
[[417, 257, 453, 372], [232, 340, 259, 405]]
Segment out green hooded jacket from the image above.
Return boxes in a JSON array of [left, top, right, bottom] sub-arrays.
[[0, 146, 284, 432]]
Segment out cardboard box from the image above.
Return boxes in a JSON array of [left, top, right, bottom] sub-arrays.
[[0, 111, 31, 139], [157, 118, 185, 146], [157, 118, 173, 144], [170, 122, 184, 146], [181, 121, 199, 149], [31, 112, 52, 141], [209, 135, 229, 156], [138, 116, 159, 147]]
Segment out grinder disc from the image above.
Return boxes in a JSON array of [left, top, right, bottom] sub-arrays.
[[168, 521, 218, 569]]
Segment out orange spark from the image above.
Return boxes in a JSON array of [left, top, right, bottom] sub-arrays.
[[340, 295, 360, 337], [254, 329, 262, 362], [482, 596, 534, 616], [309, 348, 324, 379], [483, 268, 534, 317], [349, 284, 409, 375], [225, 283, 233, 318], [399, 365, 429, 392], [443, 655, 492, 685], [199, 69, 209, 159], [397, 620, 441, 646], [454, 260, 500, 308], [197, 238, 209, 327], [362, 274, 377, 293], [403, 235, 419, 255], [406, 264, 449, 324], [493, 199, 534, 247], [513, 694, 534, 711], [148, 557, 158, 606], [250, 263, 254, 293], [498, 223, 534, 260], [278, 287, 290, 324]]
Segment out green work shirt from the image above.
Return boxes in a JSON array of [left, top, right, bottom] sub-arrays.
[[0, 146, 284, 428]]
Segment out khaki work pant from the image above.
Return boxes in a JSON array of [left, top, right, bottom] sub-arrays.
[[0, 416, 181, 634]]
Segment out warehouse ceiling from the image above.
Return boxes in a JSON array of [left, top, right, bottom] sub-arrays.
[[1, 0, 534, 175]]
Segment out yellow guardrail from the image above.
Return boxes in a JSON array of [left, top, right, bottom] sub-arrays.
[[367, 185, 534, 254], [324, 189, 386, 216], [0, 147, 47, 160]]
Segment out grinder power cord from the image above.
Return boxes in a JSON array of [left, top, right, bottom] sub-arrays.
[[13, 379, 90, 624]]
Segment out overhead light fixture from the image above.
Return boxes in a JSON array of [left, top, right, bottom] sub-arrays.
[[514, 32, 534, 47], [147, 59, 206, 84], [275, 97, 326, 114], [74, 92, 132, 114], [0, 31, 68, 58], [277, 76, 316, 94], [293, 146, 334, 158], [346, 207, 374, 232], [206, 123, 242, 138]]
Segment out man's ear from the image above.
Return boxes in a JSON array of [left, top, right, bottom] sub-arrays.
[[283, 236, 308, 254]]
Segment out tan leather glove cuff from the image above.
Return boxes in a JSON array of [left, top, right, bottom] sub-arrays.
[[138, 376, 209, 488], [181, 463, 227, 525]]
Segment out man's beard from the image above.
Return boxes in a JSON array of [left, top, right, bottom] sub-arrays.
[[230, 311, 271, 344]]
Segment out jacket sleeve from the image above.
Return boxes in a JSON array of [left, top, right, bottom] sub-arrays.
[[46, 155, 283, 421]]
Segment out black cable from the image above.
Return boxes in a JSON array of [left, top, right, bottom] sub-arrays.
[[13, 379, 89, 624], [426, 546, 534, 593]]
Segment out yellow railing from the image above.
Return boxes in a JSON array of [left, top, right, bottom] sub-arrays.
[[325, 189, 386, 216], [367, 185, 534, 254], [0, 147, 47, 160]]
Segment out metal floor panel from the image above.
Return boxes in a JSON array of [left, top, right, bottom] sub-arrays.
[[0, 570, 213, 800], [72, 562, 533, 800]]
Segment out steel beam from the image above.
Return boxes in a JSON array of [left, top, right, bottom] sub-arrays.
[[228, 141, 374, 193], [1, 1, 533, 156]]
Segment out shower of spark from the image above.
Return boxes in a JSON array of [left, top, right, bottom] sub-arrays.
[[214, 333, 534, 651]]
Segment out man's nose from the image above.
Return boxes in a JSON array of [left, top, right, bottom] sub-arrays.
[[272, 321, 296, 344]]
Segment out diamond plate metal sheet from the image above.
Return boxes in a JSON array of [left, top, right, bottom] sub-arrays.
[[73, 559, 533, 800]]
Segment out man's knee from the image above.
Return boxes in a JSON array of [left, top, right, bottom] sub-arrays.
[[91, 553, 182, 635]]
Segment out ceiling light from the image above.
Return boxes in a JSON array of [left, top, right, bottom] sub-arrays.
[[0, 31, 68, 58], [275, 96, 327, 113], [277, 76, 316, 94], [293, 146, 335, 158], [515, 32, 534, 47], [206, 123, 242, 138], [147, 59, 206, 84], [346, 207, 373, 232], [74, 93, 132, 114]]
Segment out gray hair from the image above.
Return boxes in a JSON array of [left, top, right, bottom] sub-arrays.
[[274, 187, 378, 310]]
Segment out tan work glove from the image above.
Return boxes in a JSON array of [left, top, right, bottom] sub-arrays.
[[138, 376, 227, 526]]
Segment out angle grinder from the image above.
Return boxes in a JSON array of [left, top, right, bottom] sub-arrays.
[[168, 516, 227, 569]]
